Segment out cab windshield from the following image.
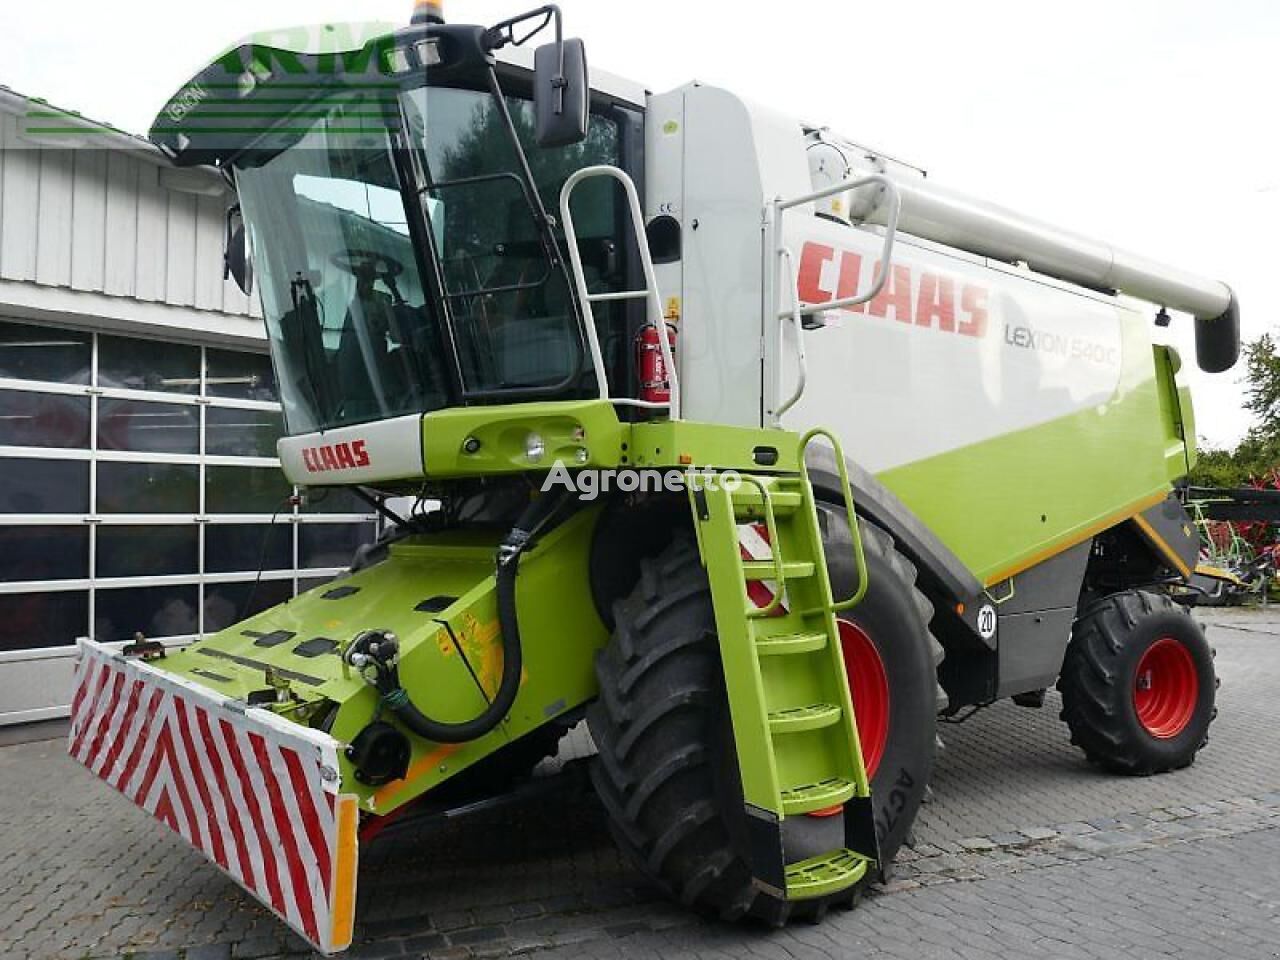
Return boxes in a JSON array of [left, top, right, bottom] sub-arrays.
[[236, 85, 622, 435]]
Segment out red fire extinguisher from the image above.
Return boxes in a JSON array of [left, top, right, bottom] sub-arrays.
[[635, 322, 678, 404]]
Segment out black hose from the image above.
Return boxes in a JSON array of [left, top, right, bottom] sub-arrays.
[[370, 491, 572, 744]]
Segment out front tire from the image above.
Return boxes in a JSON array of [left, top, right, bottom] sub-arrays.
[[1058, 590, 1217, 774], [587, 518, 942, 922], [820, 512, 944, 863]]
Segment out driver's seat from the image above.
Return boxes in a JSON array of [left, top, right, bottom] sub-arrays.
[[336, 289, 407, 421]]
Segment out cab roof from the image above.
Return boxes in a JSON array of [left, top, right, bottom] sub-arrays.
[[150, 19, 647, 169]]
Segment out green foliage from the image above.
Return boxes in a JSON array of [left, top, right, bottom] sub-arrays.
[[1191, 435, 1280, 487], [1191, 446, 1248, 488], [1244, 332, 1280, 439], [1190, 332, 1280, 488]]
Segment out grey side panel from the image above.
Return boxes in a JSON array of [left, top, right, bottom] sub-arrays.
[[993, 540, 1092, 697], [806, 446, 984, 605], [999, 541, 1093, 615], [997, 609, 1076, 698], [1133, 494, 1199, 577]]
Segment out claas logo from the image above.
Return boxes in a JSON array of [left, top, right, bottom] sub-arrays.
[[797, 242, 989, 338], [302, 441, 371, 473]]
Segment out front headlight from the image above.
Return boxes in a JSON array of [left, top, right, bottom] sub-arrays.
[[525, 432, 546, 463]]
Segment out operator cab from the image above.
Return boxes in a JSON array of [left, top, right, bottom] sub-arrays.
[[151, 9, 646, 440]]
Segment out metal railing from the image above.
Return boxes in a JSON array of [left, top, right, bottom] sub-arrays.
[[559, 165, 681, 419], [770, 175, 902, 418]]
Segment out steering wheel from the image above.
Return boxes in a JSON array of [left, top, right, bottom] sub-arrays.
[[331, 249, 404, 285]]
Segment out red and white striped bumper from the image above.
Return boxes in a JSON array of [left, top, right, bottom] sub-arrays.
[[69, 639, 359, 955]]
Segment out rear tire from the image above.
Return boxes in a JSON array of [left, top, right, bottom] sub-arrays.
[[1058, 590, 1217, 775], [587, 519, 941, 922]]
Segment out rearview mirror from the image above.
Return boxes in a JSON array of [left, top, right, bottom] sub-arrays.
[[224, 207, 254, 296], [534, 37, 589, 148]]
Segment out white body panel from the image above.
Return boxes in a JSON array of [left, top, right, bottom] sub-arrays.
[[646, 84, 1138, 471], [777, 219, 1127, 472], [652, 85, 813, 427], [278, 413, 423, 486]]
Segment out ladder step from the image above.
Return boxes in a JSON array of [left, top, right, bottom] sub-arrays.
[[755, 631, 828, 656], [785, 848, 872, 900], [769, 702, 842, 734], [780, 777, 857, 816], [742, 560, 815, 581]]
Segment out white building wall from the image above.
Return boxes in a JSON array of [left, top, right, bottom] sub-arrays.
[[0, 104, 261, 334]]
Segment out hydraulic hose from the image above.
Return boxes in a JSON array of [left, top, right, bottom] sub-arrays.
[[350, 491, 572, 744]]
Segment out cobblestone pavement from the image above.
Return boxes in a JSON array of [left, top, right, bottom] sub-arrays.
[[3, 608, 1279, 960]]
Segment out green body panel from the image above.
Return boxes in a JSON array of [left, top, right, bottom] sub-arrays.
[[420, 401, 798, 477], [154, 507, 608, 814], [1180, 383, 1198, 472], [143, 408, 830, 823], [419, 396, 803, 476], [629, 420, 801, 472], [422, 400, 629, 477], [1153, 345, 1194, 481], [877, 319, 1188, 585]]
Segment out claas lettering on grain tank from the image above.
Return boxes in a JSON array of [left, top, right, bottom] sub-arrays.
[[797, 242, 989, 337]]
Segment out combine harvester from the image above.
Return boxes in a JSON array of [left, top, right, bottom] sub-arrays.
[[70, 2, 1238, 951]]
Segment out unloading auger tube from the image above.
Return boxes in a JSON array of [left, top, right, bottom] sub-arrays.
[[849, 171, 1241, 372], [343, 490, 575, 743]]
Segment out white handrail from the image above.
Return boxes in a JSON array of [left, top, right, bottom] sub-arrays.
[[559, 165, 681, 420], [775, 246, 808, 418], [773, 174, 902, 318], [770, 175, 902, 420]]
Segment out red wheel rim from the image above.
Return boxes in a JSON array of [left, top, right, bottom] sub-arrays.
[[1133, 636, 1199, 739], [806, 620, 891, 818], [838, 619, 890, 778]]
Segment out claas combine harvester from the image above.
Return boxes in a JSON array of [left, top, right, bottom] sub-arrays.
[[70, 2, 1240, 951]]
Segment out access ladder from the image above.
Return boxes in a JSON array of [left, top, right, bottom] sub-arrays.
[[690, 429, 878, 900]]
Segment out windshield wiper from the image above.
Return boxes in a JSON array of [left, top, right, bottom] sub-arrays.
[[289, 274, 338, 422]]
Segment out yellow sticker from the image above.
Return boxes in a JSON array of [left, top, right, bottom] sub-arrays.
[[665, 297, 681, 320], [436, 628, 454, 657], [662, 119, 679, 136]]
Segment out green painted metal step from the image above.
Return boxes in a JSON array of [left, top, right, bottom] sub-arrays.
[[755, 631, 828, 656], [785, 848, 872, 900], [741, 560, 815, 581], [768, 702, 843, 734], [780, 777, 857, 815]]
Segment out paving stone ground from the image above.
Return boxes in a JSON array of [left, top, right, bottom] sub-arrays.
[[3, 608, 1279, 960]]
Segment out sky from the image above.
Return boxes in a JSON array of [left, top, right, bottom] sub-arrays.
[[2, 0, 1276, 447]]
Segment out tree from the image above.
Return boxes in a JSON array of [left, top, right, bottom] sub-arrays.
[[1190, 332, 1280, 488], [1243, 332, 1280, 439]]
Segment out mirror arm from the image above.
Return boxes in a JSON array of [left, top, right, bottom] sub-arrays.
[[484, 4, 567, 112], [483, 66, 561, 247], [484, 4, 560, 49], [223, 204, 241, 282], [549, 7, 566, 115]]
